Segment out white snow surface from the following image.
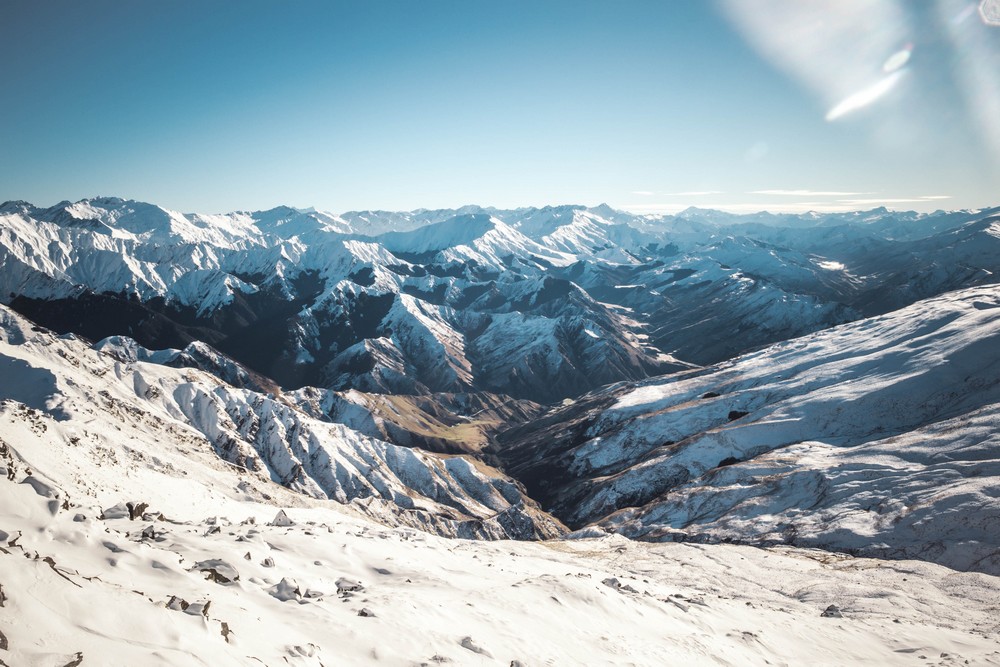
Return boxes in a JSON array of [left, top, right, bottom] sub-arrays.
[[2, 308, 1000, 664]]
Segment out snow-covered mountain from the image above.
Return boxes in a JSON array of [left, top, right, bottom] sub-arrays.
[[1, 199, 687, 402], [4, 197, 1000, 563], [0, 305, 561, 540], [5, 197, 999, 404], [495, 283, 1000, 573]]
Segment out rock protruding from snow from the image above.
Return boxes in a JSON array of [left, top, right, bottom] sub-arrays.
[[459, 636, 493, 657], [821, 605, 843, 618], [270, 510, 294, 527], [268, 577, 302, 602], [194, 560, 240, 585]]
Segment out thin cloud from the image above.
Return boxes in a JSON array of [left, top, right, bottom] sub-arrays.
[[706, 202, 856, 213], [661, 190, 724, 196], [621, 193, 954, 215], [631, 190, 655, 196], [838, 197, 937, 205], [622, 201, 858, 214], [751, 189, 875, 196]]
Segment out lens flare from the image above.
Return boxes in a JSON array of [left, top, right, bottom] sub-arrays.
[[883, 44, 913, 72], [981, 0, 1000, 25], [945, 0, 1000, 159], [825, 71, 904, 121]]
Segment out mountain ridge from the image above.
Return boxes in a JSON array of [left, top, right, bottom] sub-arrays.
[[5, 197, 999, 406]]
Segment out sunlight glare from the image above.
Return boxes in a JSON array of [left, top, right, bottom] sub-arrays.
[[825, 71, 904, 121], [882, 44, 913, 72]]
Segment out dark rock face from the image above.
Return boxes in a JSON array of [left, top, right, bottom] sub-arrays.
[[489, 388, 635, 522], [126, 502, 148, 521], [9, 271, 325, 390], [10, 293, 223, 352]]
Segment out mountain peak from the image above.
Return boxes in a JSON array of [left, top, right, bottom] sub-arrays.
[[0, 200, 37, 215]]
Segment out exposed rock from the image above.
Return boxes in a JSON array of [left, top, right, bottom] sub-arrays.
[[166, 595, 189, 611], [459, 636, 492, 657], [42, 555, 81, 588], [61, 652, 84, 667], [821, 604, 843, 618], [126, 501, 148, 521], [100, 503, 130, 520], [601, 577, 638, 594], [185, 601, 212, 617], [193, 559, 239, 584], [336, 577, 364, 595]]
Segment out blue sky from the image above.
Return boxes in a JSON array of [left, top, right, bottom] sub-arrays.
[[2, 0, 998, 214]]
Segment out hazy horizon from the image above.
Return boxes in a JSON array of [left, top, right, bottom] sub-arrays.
[[2, 194, 990, 218]]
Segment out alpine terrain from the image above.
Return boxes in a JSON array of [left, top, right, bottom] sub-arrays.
[[2, 198, 1000, 665]]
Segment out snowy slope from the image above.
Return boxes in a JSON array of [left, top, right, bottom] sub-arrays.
[[2, 308, 1000, 664], [496, 284, 1000, 574], [0, 305, 561, 540]]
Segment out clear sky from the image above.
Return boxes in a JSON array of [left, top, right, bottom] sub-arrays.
[[2, 0, 998, 214]]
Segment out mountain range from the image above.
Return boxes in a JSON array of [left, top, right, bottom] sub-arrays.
[[2, 197, 1000, 664]]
